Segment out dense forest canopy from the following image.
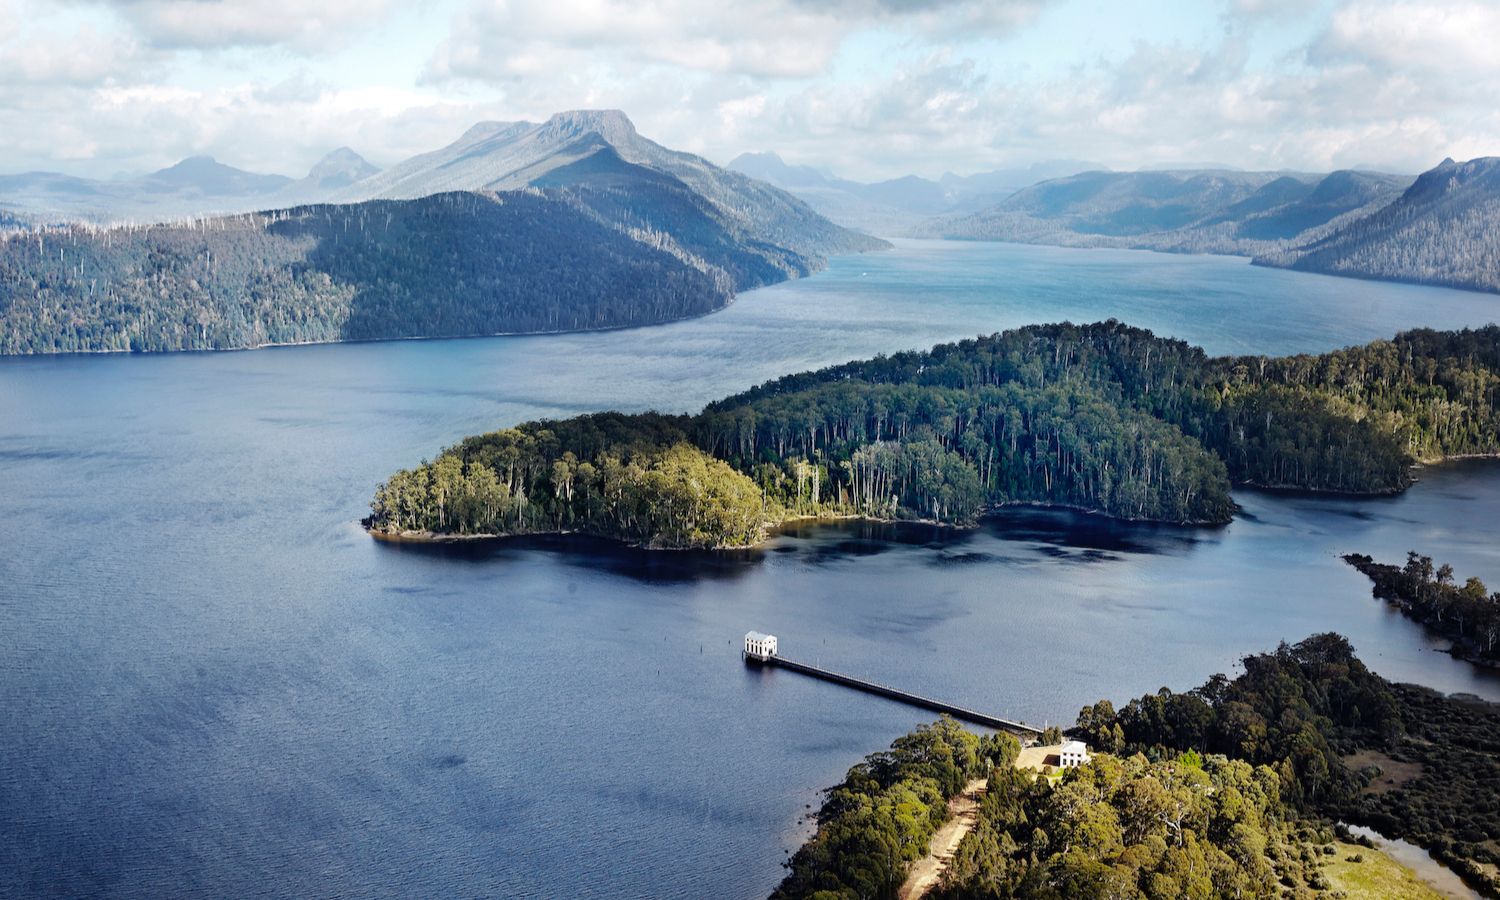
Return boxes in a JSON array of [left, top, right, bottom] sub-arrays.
[[777, 635, 1500, 898], [771, 719, 1019, 900], [1079, 633, 1500, 895], [369, 320, 1500, 548], [932, 752, 1325, 899]]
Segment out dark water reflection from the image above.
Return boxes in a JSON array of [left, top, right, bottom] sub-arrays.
[[4, 240, 1500, 898]]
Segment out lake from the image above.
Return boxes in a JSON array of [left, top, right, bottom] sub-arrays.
[[3, 239, 1500, 898]]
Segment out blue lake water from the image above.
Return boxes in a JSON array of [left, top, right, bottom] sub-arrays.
[[3, 239, 1500, 898]]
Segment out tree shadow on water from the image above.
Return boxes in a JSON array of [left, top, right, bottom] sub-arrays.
[[370, 532, 767, 585]]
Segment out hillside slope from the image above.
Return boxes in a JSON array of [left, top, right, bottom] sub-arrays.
[[923, 168, 1411, 255], [0, 191, 739, 354], [334, 110, 887, 258], [1256, 157, 1500, 293]]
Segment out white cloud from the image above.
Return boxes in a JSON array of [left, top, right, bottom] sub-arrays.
[[0, 20, 156, 87], [1312, 1, 1500, 76], [0, 1, 19, 43], [424, 0, 1047, 82], [87, 0, 393, 51], [1, 0, 1498, 183]]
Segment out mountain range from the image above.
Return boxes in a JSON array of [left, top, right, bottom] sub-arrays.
[[0, 110, 886, 354], [915, 158, 1500, 295], [726, 151, 1094, 235], [4, 109, 1498, 343], [1255, 157, 1500, 294], [328, 110, 880, 262], [916, 167, 1415, 255], [0, 149, 380, 224]]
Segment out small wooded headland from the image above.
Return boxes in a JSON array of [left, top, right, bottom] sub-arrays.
[[367, 320, 1500, 549], [1345, 552, 1500, 668]]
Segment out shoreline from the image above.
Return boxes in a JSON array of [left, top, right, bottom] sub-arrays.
[[0, 294, 742, 359], [363, 498, 1231, 552], [0, 242, 889, 359]]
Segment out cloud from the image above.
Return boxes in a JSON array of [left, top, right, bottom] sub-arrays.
[[425, 1, 846, 81], [1225, 0, 1314, 22], [2, 0, 1498, 184], [1311, 1, 1500, 77], [85, 0, 392, 51], [424, 0, 1048, 82], [692, 19, 1498, 180], [0, 24, 153, 86], [0, 0, 18, 43]]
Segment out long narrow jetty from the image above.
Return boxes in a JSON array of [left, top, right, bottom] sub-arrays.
[[750, 651, 1042, 736]]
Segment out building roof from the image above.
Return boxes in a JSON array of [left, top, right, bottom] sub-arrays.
[[745, 631, 775, 642], [1060, 740, 1089, 753]]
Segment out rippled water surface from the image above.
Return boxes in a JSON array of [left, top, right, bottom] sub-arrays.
[[4, 240, 1500, 898]]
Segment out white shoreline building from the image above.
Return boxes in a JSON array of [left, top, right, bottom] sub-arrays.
[[1058, 740, 1090, 768], [744, 631, 778, 661]]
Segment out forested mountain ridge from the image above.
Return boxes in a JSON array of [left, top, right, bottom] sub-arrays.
[[0, 190, 758, 353], [920, 167, 1411, 256], [2, 111, 885, 354], [0, 118, 900, 355], [924, 156, 1500, 295], [332, 110, 887, 259], [367, 321, 1500, 548], [1255, 156, 1500, 294]]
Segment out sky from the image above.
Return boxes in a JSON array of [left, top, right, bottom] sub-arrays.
[[0, 0, 1497, 181]]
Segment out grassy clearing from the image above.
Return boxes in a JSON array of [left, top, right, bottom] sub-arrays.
[[1321, 840, 1446, 900], [1343, 749, 1425, 796]]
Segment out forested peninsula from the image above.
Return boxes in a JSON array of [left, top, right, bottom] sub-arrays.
[[776, 634, 1500, 898], [1, 192, 749, 353], [367, 320, 1500, 548], [0, 109, 889, 355], [1345, 552, 1500, 666], [1, 182, 878, 354]]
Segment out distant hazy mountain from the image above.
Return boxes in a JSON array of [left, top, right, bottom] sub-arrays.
[[725, 151, 1095, 235], [1256, 157, 1500, 294], [270, 148, 380, 205], [143, 155, 292, 197], [0, 151, 374, 223], [333, 110, 885, 259], [921, 167, 1412, 255]]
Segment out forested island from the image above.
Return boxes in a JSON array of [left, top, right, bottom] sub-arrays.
[[368, 320, 1500, 548], [776, 634, 1500, 898], [1345, 552, 1500, 666]]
